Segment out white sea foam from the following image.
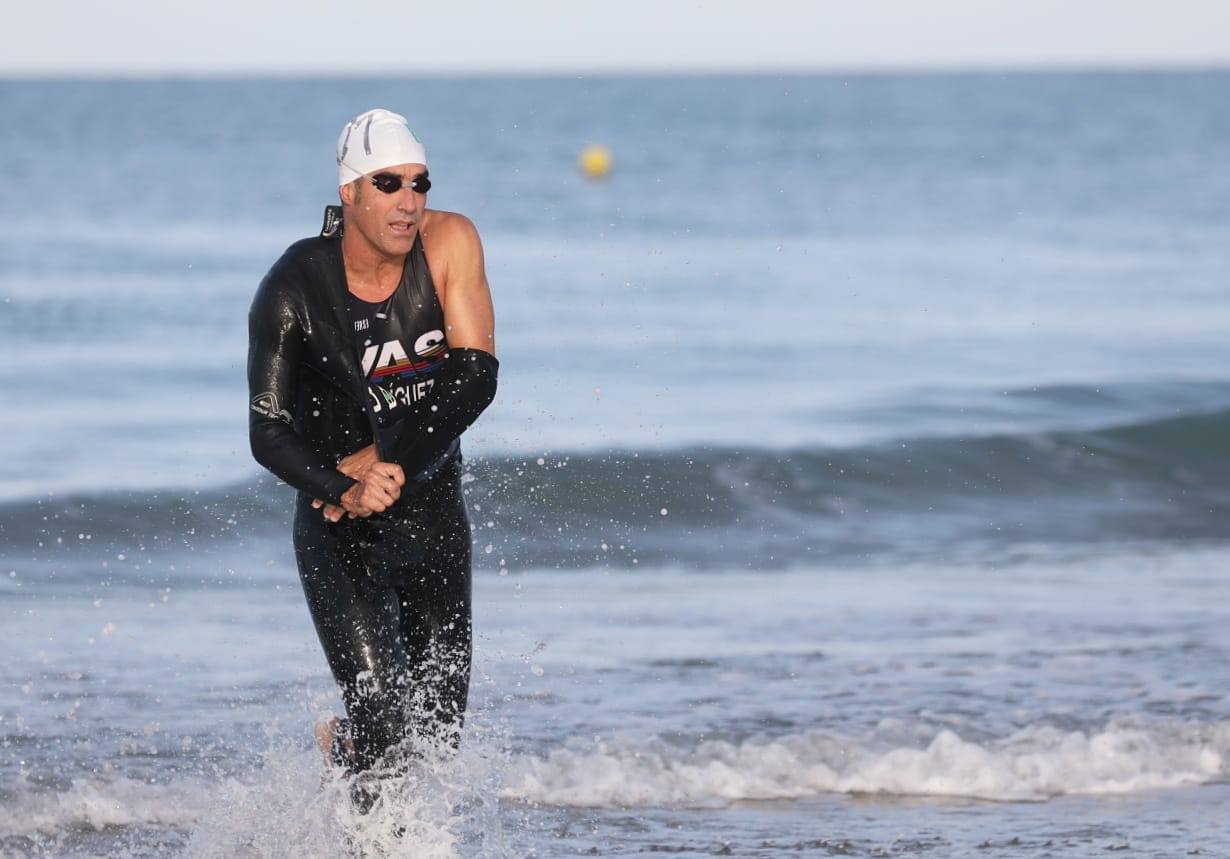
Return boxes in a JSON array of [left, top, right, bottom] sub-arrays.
[[504, 718, 1230, 807], [3, 719, 1226, 849], [0, 733, 512, 858], [0, 772, 217, 835], [183, 725, 511, 859]]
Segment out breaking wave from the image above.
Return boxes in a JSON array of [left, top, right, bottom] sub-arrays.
[[5, 404, 1230, 573]]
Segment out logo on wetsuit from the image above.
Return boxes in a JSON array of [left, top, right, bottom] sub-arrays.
[[250, 391, 293, 424], [362, 329, 447, 414]]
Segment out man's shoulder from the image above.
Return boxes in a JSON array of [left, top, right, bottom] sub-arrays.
[[423, 209, 481, 243], [259, 235, 339, 294], [254, 235, 339, 311], [269, 235, 338, 278], [422, 210, 483, 265]]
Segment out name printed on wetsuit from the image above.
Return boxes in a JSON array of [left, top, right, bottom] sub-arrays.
[[349, 288, 448, 427]]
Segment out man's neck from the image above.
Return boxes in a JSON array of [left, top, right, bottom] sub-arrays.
[[341, 230, 407, 299]]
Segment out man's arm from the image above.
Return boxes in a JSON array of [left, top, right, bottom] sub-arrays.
[[438, 214, 496, 355], [248, 273, 359, 506], [382, 215, 499, 474]]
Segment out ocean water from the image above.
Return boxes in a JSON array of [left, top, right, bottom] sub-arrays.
[[1, 71, 1229, 857]]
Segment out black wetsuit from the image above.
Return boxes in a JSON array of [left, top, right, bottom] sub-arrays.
[[247, 207, 498, 773]]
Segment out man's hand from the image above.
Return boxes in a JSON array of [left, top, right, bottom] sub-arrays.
[[311, 447, 405, 521], [339, 461, 405, 516], [311, 498, 350, 522], [337, 444, 380, 480]]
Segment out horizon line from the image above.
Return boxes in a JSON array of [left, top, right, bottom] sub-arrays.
[[3, 60, 1229, 82]]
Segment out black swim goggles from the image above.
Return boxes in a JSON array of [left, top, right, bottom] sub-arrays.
[[368, 170, 431, 195]]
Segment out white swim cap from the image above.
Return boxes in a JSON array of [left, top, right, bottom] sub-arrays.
[[336, 108, 427, 187]]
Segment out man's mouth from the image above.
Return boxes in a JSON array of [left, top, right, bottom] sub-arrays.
[[388, 221, 416, 235]]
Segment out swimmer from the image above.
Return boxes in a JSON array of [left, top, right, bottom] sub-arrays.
[[248, 108, 498, 783]]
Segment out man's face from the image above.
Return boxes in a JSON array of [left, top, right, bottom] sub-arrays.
[[341, 162, 427, 258]]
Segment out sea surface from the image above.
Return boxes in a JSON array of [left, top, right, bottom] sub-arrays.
[[1, 71, 1229, 857]]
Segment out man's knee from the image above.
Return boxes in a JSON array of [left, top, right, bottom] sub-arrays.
[[342, 669, 411, 769]]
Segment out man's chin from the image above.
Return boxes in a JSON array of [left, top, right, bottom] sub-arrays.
[[378, 232, 416, 255]]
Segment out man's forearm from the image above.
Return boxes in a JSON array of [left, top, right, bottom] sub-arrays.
[[379, 347, 499, 477], [250, 414, 358, 505]]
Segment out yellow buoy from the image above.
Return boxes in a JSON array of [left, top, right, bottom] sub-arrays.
[[579, 144, 613, 180]]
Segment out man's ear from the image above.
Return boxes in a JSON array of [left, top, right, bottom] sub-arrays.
[[339, 179, 358, 206]]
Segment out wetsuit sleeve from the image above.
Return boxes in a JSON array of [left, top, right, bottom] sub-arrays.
[[380, 347, 499, 477], [248, 275, 358, 506]]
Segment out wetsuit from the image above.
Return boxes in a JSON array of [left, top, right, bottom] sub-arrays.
[[247, 207, 498, 774]]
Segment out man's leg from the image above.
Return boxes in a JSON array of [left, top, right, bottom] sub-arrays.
[[392, 465, 473, 746], [293, 494, 420, 774]]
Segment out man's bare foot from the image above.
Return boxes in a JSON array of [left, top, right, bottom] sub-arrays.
[[314, 716, 356, 766], [315, 717, 340, 759]]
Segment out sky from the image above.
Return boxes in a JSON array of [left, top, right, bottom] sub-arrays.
[[4, 0, 1229, 76]]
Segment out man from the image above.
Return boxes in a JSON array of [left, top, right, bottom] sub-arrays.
[[247, 108, 498, 778]]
